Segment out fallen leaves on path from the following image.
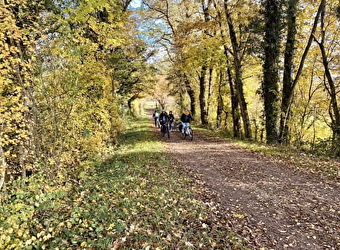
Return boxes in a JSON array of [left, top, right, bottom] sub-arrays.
[[161, 129, 340, 249]]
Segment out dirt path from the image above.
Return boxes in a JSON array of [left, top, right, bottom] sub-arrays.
[[156, 126, 340, 249]]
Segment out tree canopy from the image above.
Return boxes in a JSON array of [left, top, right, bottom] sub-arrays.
[[135, 0, 340, 155], [0, 0, 153, 188]]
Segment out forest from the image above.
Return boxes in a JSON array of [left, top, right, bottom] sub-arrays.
[[137, 0, 340, 152], [1, 0, 340, 249]]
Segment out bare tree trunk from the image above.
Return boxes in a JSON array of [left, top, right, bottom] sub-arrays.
[[199, 0, 213, 126], [224, 0, 252, 139], [227, 66, 241, 138], [279, 0, 324, 144], [127, 94, 139, 116], [279, 0, 298, 144], [215, 2, 241, 137], [216, 71, 224, 129], [183, 74, 196, 117], [199, 65, 209, 125], [314, 1, 340, 155], [207, 67, 213, 121]]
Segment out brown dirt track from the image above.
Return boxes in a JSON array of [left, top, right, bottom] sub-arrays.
[[155, 125, 340, 250]]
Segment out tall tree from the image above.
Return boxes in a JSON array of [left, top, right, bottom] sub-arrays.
[[313, 0, 340, 155], [262, 0, 282, 144], [198, 0, 213, 125], [141, 0, 198, 116], [223, 0, 252, 139], [279, 0, 299, 144], [213, 1, 240, 136], [279, 0, 325, 144], [0, 0, 142, 186], [0, 0, 45, 183]]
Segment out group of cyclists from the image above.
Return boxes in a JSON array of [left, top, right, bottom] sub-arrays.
[[152, 108, 193, 136]]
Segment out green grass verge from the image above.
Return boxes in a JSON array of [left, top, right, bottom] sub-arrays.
[[0, 117, 247, 250]]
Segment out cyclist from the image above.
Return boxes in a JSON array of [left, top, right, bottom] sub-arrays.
[[180, 108, 193, 134], [152, 110, 160, 127], [159, 110, 170, 134]]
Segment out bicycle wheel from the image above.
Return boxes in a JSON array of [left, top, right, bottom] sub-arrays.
[[166, 124, 170, 138], [161, 125, 165, 137], [182, 127, 187, 139], [181, 127, 186, 139], [188, 127, 193, 140]]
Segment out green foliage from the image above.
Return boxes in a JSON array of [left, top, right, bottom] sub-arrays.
[[0, 0, 39, 178], [1, 0, 153, 187], [0, 117, 246, 249]]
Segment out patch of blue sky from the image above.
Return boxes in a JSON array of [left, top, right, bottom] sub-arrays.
[[129, 0, 142, 9]]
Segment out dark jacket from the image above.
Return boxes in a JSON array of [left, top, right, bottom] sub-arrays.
[[169, 113, 174, 122], [180, 113, 192, 123], [159, 112, 169, 124]]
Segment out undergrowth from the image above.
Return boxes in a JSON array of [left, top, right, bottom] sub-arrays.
[[0, 117, 247, 249]]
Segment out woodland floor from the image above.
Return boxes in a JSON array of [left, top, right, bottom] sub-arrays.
[[154, 122, 340, 249]]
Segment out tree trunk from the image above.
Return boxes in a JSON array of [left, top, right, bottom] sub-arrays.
[[224, 0, 252, 139], [199, 65, 209, 125], [199, 0, 212, 126], [11, 37, 35, 178], [207, 67, 213, 120], [314, 1, 340, 155], [262, 0, 281, 144], [227, 66, 241, 138], [215, 3, 241, 137], [279, 0, 298, 144], [183, 74, 196, 117], [216, 71, 224, 129], [279, 0, 324, 144]]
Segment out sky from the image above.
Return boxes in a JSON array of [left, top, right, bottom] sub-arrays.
[[128, 0, 170, 67], [130, 0, 141, 8]]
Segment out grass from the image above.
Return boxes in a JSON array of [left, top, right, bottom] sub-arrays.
[[0, 116, 248, 249], [79, 116, 248, 249]]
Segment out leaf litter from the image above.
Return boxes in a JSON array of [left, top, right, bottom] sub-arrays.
[[160, 128, 340, 249]]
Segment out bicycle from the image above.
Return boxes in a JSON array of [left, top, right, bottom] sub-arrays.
[[181, 124, 193, 140], [161, 121, 170, 138]]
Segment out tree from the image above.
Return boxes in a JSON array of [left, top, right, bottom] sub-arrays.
[[279, 0, 299, 144], [141, 0, 199, 118], [0, 0, 45, 184], [313, 0, 340, 155], [0, 0, 146, 187], [279, 0, 325, 144], [213, 1, 240, 136], [262, 0, 282, 144], [198, 0, 213, 126], [222, 0, 253, 139]]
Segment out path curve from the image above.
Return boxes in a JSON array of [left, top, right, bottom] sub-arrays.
[[156, 126, 340, 249]]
